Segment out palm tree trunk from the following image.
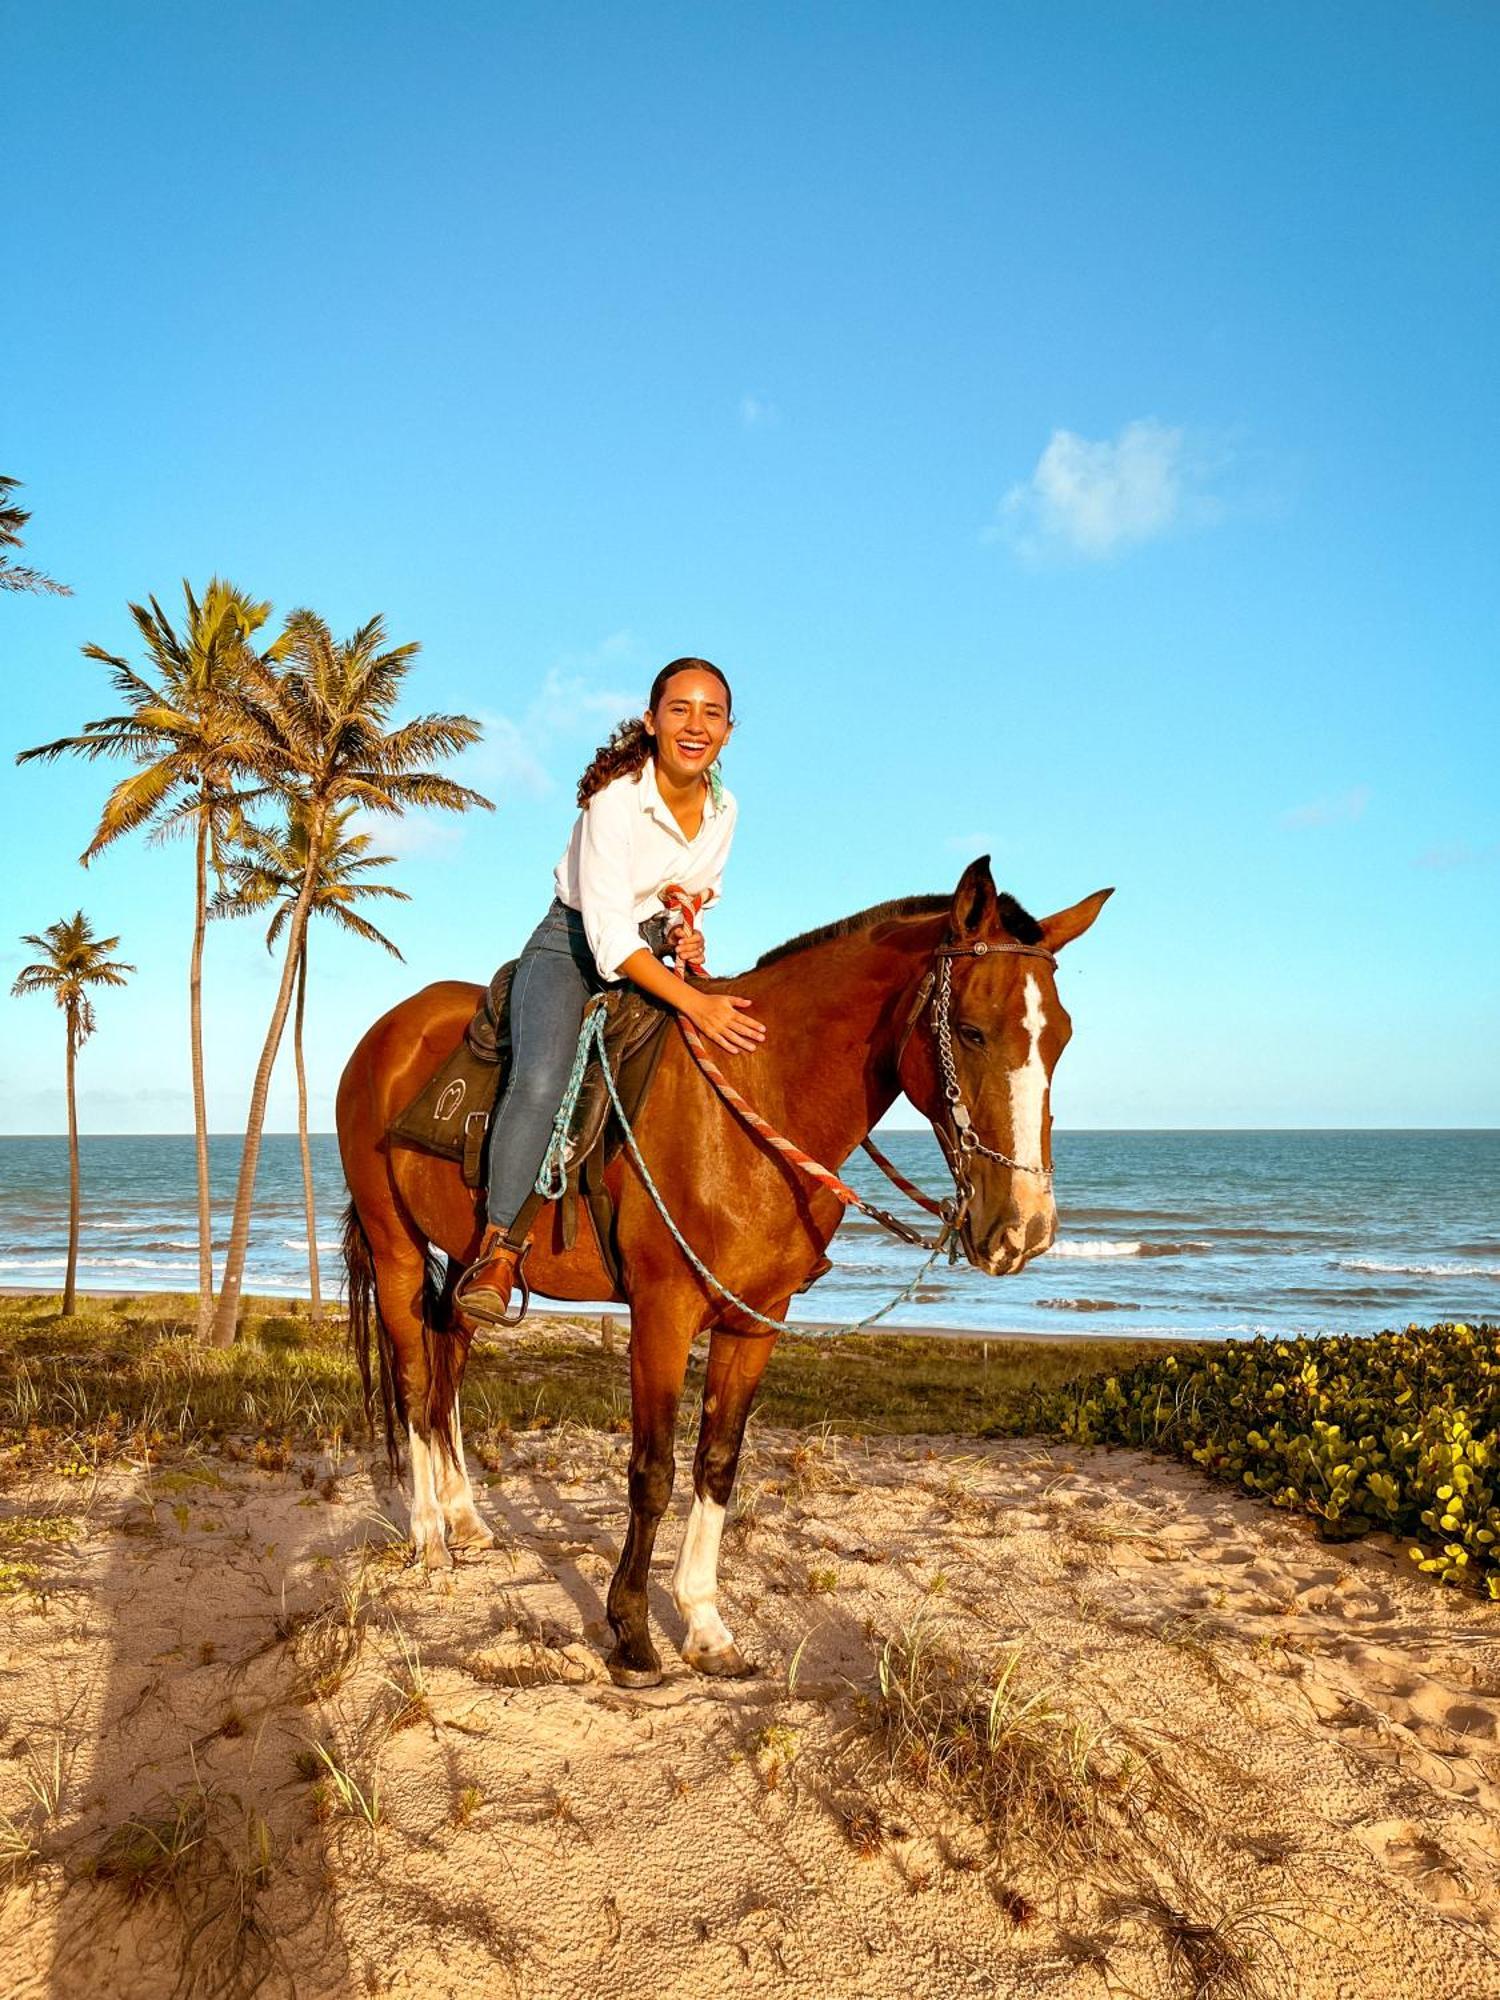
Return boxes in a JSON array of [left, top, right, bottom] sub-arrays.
[[63, 1012, 80, 1317], [190, 808, 215, 1339], [210, 842, 323, 1346], [293, 940, 323, 1324]]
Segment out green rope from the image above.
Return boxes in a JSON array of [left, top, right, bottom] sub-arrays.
[[536, 1005, 953, 1337]]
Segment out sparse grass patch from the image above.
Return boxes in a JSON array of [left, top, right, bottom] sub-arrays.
[[868, 1623, 1118, 1873], [0, 1809, 42, 1885], [306, 1740, 384, 1832], [83, 1780, 279, 1998], [1108, 1887, 1290, 1999]]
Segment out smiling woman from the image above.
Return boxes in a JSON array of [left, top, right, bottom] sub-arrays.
[[456, 658, 764, 1328]]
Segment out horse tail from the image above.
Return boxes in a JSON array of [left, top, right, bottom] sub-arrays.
[[343, 1198, 402, 1477], [421, 1250, 471, 1469]]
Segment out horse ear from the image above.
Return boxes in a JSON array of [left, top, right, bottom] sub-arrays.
[[950, 856, 999, 939], [1039, 887, 1115, 953]]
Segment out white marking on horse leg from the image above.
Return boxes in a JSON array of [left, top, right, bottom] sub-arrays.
[[434, 1397, 495, 1549], [672, 1495, 735, 1662], [1008, 974, 1049, 1168], [406, 1423, 452, 1569]]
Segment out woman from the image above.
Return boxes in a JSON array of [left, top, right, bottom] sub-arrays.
[[457, 657, 766, 1327]]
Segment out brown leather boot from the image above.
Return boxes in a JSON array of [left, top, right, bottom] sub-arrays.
[[455, 1228, 528, 1329]]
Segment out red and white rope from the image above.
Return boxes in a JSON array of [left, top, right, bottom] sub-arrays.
[[661, 885, 949, 1249]]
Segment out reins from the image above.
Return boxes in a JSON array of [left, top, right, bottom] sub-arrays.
[[532, 890, 1058, 1337]]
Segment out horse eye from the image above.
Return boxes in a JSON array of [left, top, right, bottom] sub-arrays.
[[957, 1023, 986, 1050]]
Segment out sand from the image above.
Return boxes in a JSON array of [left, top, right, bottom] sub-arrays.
[[3, 1354, 1500, 1997]]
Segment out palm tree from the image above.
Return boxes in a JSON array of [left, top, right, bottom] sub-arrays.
[[212, 803, 408, 1322], [17, 580, 279, 1337], [209, 611, 491, 1345], [11, 915, 135, 1314], [0, 476, 70, 595]]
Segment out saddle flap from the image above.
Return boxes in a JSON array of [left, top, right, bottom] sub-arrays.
[[387, 962, 515, 1179]]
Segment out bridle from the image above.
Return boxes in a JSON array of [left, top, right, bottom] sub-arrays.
[[665, 885, 1058, 1251], [901, 939, 1060, 1198]]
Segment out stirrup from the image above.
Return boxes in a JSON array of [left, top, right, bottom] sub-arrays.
[[455, 1234, 532, 1330]]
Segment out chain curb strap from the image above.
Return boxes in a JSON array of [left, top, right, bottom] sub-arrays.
[[932, 940, 1057, 1189]]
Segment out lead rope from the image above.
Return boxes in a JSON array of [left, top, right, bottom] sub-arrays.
[[663, 885, 960, 1246], [541, 1004, 954, 1337]]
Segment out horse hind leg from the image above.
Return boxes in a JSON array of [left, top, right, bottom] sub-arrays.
[[364, 1226, 456, 1571], [672, 1322, 783, 1679], [422, 1265, 496, 1553]]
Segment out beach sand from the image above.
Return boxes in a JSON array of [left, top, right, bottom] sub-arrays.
[[3, 1321, 1499, 1998]]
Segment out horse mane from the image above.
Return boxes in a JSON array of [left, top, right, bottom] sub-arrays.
[[754, 890, 1041, 969]]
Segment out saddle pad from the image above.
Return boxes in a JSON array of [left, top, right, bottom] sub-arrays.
[[387, 968, 674, 1209]]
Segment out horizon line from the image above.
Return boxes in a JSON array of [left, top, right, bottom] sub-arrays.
[[2, 1127, 1498, 1140]]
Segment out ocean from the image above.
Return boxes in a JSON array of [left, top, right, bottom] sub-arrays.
[[2, 1129, 1497, 1340]]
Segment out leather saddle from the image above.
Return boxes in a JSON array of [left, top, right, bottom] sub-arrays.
[[387, 963, 674, 1288]]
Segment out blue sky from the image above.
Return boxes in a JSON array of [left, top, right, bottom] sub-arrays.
[[2, 0, 1496, 1133]]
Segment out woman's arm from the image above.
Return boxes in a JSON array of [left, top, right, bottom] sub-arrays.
[[616, 947, 765, 1054]]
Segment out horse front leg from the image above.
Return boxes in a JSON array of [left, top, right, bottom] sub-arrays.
[[605, 1305, 698, 1688], [674, 1321, 783, 1678]]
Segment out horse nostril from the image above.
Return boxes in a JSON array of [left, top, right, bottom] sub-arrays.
[[1024, 1214, 1050, 1253]]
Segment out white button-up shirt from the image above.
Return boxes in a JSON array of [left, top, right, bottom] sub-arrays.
[[554, 759, 738, 983]]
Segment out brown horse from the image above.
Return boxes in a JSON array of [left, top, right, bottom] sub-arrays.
[[336, 857, 1110, 1686]]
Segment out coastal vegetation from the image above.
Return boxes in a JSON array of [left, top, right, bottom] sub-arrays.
[[3, 1293, 1497, 1597], [1014, 1319, 1500, 1597], [0, 474, 69, 595], [8, 920, 135, 1315], [15, 584, 491, 1344], [210, 801, 407, 1322]]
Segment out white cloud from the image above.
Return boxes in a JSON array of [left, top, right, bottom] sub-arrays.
[[351, 811, 466, 858], [1279, 785, 1371, 829], [1413, 839, 1500, 871], [739, 393, 780, 429], [992, 418, 1221, 561], [463, 635, 643, 800]]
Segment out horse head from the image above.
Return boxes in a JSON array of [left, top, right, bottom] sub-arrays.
[[899, 858, 1112, 1276]]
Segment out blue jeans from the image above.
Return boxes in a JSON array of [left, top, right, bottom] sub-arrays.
[[483, 899, 669, 1232]]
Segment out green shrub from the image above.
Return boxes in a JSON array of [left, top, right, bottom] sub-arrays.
[[1009, 1322, 1500, 1596]]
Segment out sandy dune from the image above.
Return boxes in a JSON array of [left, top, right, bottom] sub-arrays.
[[3, 1379, 1500, 1997]]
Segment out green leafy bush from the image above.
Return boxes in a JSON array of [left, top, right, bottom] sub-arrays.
[[1010, 1323, 1500, 1595]]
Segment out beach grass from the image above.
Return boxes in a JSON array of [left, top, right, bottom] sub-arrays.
[[4, 1293, 1497, 1595], [0, 1291, 1177, 1467]]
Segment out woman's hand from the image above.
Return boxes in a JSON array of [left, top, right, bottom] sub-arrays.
[[686, 990, 767, 1054], [673, 926, 706, 969]]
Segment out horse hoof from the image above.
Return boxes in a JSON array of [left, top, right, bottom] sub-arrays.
[[417, 1537, 455, 1571], [607, 1659, 664, 1689], [686, 1644, 756, 1680], [448, 1524, 497, 1552]]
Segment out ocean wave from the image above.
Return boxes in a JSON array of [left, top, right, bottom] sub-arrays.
[[1048, 1239, 1211, 1261], [1334, 1258, 1500, 1280], [279, 1239, 343, 1252], [1035, 1297, 1142, 1313], [0, 1255, 201, 1274]]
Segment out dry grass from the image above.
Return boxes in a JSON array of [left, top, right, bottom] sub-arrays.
[[869, 1621, 1118, 1872], [82, 1778, 279, 1999], [1106, 1887, 1292, 1999]]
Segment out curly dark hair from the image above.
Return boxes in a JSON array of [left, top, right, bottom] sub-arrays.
[[575, 657, 734, 807]]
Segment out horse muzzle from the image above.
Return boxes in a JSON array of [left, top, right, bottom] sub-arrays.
[[962, 1206, 1057, 1277]]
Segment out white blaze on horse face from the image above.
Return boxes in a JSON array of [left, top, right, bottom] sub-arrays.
[[672, 1495, 735, 1662], [1008, 973, 1049, 1169]]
